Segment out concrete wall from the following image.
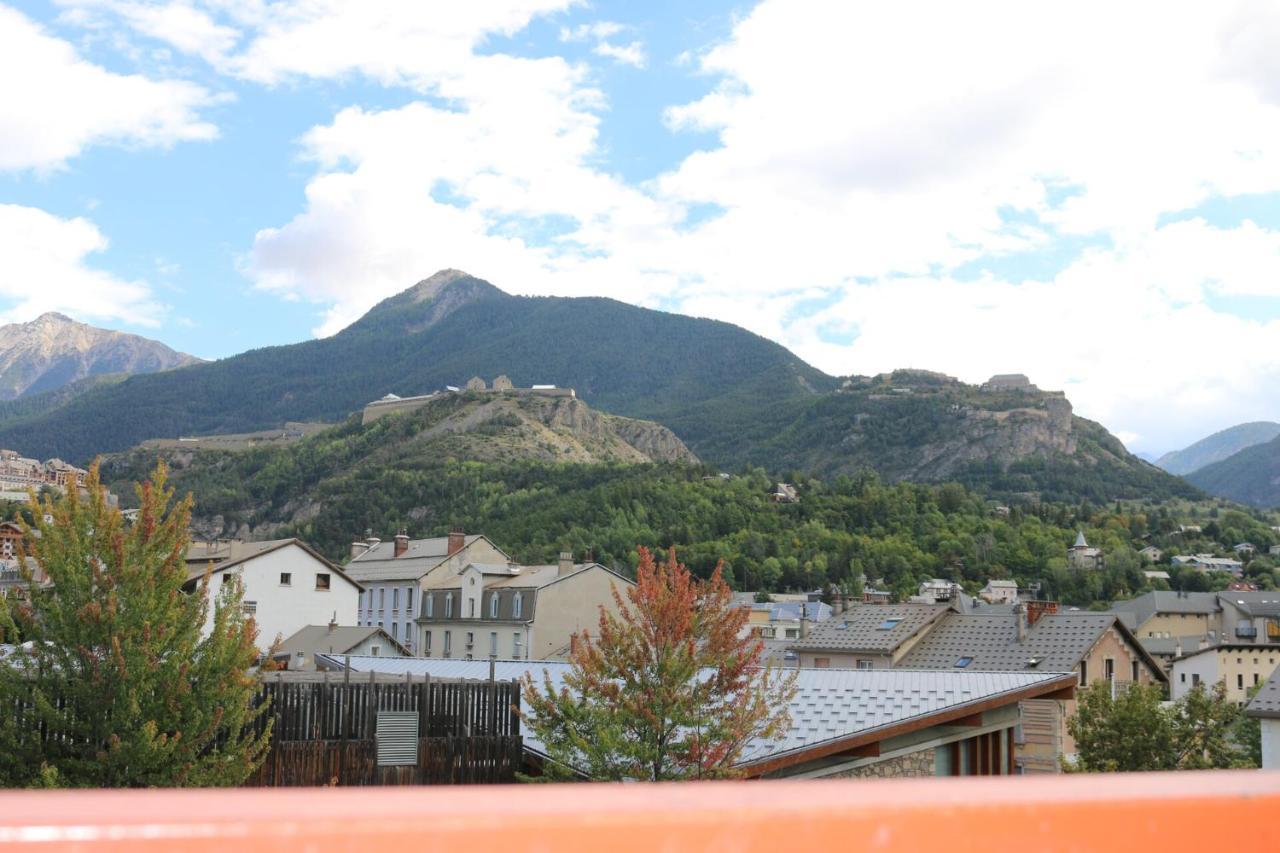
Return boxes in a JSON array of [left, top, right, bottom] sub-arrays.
[[1170, 651, 1220, 700], [1171, 650, 1280, 702], [203, 545, 359, 652], [1262, 719, 1280, 770], [1137, 612, 1215, 641], [795, 651, 892, 669], [530, 566, 628, 660], [419, 621, 529, 660]]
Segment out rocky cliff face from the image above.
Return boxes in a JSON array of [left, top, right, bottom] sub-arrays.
[[901, 395, 1078, 480], [0, 312, 199, 400]]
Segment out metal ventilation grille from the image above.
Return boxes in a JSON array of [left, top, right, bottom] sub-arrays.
[[376, 711, 420, 766]]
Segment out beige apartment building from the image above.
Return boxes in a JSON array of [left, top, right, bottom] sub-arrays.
[[1169, 644, 1280, 704]]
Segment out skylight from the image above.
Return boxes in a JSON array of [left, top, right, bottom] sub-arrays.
[[955, 657, 973, 668], [877, 619, 902, 630]]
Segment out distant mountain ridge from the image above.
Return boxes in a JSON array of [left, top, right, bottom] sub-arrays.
[[0, 270, 1196, 502], [1155, 421, 1280, 476], [1187, 433, 1280, 508], [0, 312, 199, 400]]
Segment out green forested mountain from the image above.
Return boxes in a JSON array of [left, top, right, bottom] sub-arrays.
[[1, 270, 1195, 502], [1155, 421, 1280, 476], [1187, 434, 1280, 507], [101, 415, 1279, 608]]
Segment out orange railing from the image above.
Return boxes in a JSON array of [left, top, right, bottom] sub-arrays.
[[0, 771, 1277, 852]]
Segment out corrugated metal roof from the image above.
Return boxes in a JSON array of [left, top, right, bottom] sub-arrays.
[[320, 655, 1072, 765], [791, 604, 951, 653]]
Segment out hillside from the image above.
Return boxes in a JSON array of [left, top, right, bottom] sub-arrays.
[[1187, 434, 1280, 507], [101, 389, 698, 540], [0, 312, 199, 400], [0, 271, 1194, 502], [1155, 421, 1280, 476], [0, 270, 831, 463]]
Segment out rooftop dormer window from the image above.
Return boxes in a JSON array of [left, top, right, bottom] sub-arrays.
[[445, 592, 453, 618], [955, 656, 973, 668], [877, 619, 901, 630], [490, 593, 499, 618], [513, 592, 523, 619]]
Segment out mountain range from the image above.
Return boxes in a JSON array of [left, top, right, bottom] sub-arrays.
[[0, 270, 1198, 503], [0, 312, 199, 400], [1154, 421, 1280, 476], [1186, 433, 1280, 508]]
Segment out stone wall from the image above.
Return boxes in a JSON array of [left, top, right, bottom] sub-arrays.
[[830, 748, 936, 779]]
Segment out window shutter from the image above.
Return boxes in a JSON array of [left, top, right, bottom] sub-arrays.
[[376, 711, 419, 766]]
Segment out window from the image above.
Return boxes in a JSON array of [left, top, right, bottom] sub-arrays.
[[490, 593, 499, 618], [513, 632, 523, 659], [513, 593, 523, 619], [445, 593, 453, 618], [955, 657, 973, 668], [405, 587, 414, 614], [813, 657, 830, 668], [784, 628, 798, 639], [1131, 660, 1140, 681], [444, 631, 452, 657], [315, 573, 330, 590], [1238, 673, 1244, 689], [370, 646, 380, 657], [425, 594, 433, 618], [466, 631, 474, 648], [1180, 673, 1186, 683], [469, 598, 476, 618], [1192, 673, 1200, 686], [877, 619, 902, 631], [279, 572, 292, 586], [391, 623, 398, 640], [856, 660, 873, 670], [242, 601, 257, 616], [378, 588, 385, 609], [1079, 661, 1088, 685], [490, 632, 498, 657], [1104, 659, 1114, 681], [424, 630, 432, 655], [392, 588, 399, 609], [1255, 673, 1261, 686]]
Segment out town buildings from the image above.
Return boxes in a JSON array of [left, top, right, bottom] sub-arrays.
[[415, 552, 632, 661], [272, 623, 410, 670], [1168, 643, 1280, 704], [1170, 554, 1244, 575], [979, 580, 1019, 604], [182, 538, 362, 652], [1245, 666, 1280, 769], [1110, 590, 1280, 670], [0, 449, 87, 497]]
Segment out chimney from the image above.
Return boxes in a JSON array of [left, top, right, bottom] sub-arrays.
[[800, 603, 810, 640], [394, 530, 409, 558], [558, 551, 574, 577], [1015, 603, 1028, 644], [1026, 599, 1057, 627], [447, 526, 465, 557], [1174, 640, 1183, 658], [1197, 636, 1211, 651], [328, 612, 338, 633]]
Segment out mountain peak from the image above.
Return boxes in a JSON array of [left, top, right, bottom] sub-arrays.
[[346, 269, 507, 335], [32, 311, 77, 326]]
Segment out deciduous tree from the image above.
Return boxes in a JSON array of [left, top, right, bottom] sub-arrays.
[[521, 546, 796, 781], [0, 462, 270, 787]]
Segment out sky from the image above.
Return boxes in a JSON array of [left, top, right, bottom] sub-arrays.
[[1, 0, 1278, 457]]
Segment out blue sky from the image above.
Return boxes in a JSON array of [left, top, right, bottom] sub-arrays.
[[1, 0, 1279, 455]]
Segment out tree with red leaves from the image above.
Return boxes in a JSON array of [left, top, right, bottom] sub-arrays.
[[521, 546, 796, 781]]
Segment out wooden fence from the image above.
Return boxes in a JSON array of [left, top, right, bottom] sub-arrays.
[[245, 676, 523, 787]]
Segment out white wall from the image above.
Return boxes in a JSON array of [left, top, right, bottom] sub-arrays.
[[204, 544, 359, 652], [358, 581, 419, 651], [1262, 719, 1280, 770], [1169, 652, 1219, 700]]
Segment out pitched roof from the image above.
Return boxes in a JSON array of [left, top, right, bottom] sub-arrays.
[[276, 625, 409, 659], [317, 655, 1076, 772], [421, 562, 625, 591], [1108, 591, 1221, 626], [183, 538, 363, 591], [1169, 643, 1280, 665], [1074, 531, 1089, 548], [790, 604, 952, 653], [1246, 664, 1280, 719], [895, 612, 1167, 681], [1218, 592, 1280, 618], [343, 535, 502, 582]]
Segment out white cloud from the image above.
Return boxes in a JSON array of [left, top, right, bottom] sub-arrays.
[[0, 3, 218, 171], [560, 20, 646, 68], [0, 204, 164, 325]]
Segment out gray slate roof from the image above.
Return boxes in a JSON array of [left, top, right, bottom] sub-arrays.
[[1108, 591, 1221, 626], [344, 535, 488, 582], [1246, 664, 1280, 719], [1219, 592, 1280, 618], [318, 655, 1074, 766], [757, 600, 833, 622], [277, 625, 407, 659], [791, 604, 951, 653], [895, 612, 1163, 680]]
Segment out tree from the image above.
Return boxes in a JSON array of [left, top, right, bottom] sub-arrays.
[[0, 463, 271, 787], [1068, 681, 1256, 772], [521, 546, 796, 781]]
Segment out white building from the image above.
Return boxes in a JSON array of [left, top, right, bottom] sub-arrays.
[[184, 539, 362, 652], [1168, 643, 1280, 703], [979, 580, 1018, 605], [1246, 666, 1280, 769], [344, 528, 511, 653], [272, 624, 410, 671]]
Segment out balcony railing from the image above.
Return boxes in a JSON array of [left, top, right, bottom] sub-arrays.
[[0, 771, 1275, 852]]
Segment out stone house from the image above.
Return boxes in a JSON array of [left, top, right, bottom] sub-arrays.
[[1068, 531, 1104, 571], [980, 580, 1019, 604]]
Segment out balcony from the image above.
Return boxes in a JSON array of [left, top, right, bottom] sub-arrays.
[[0, 771, 1275, 851]]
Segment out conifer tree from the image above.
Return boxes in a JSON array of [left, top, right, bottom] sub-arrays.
[[521, 546, 796, 781], [0, 462, 270, 787]]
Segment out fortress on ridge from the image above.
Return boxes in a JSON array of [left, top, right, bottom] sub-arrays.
[[361, 376, 575, 424]]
